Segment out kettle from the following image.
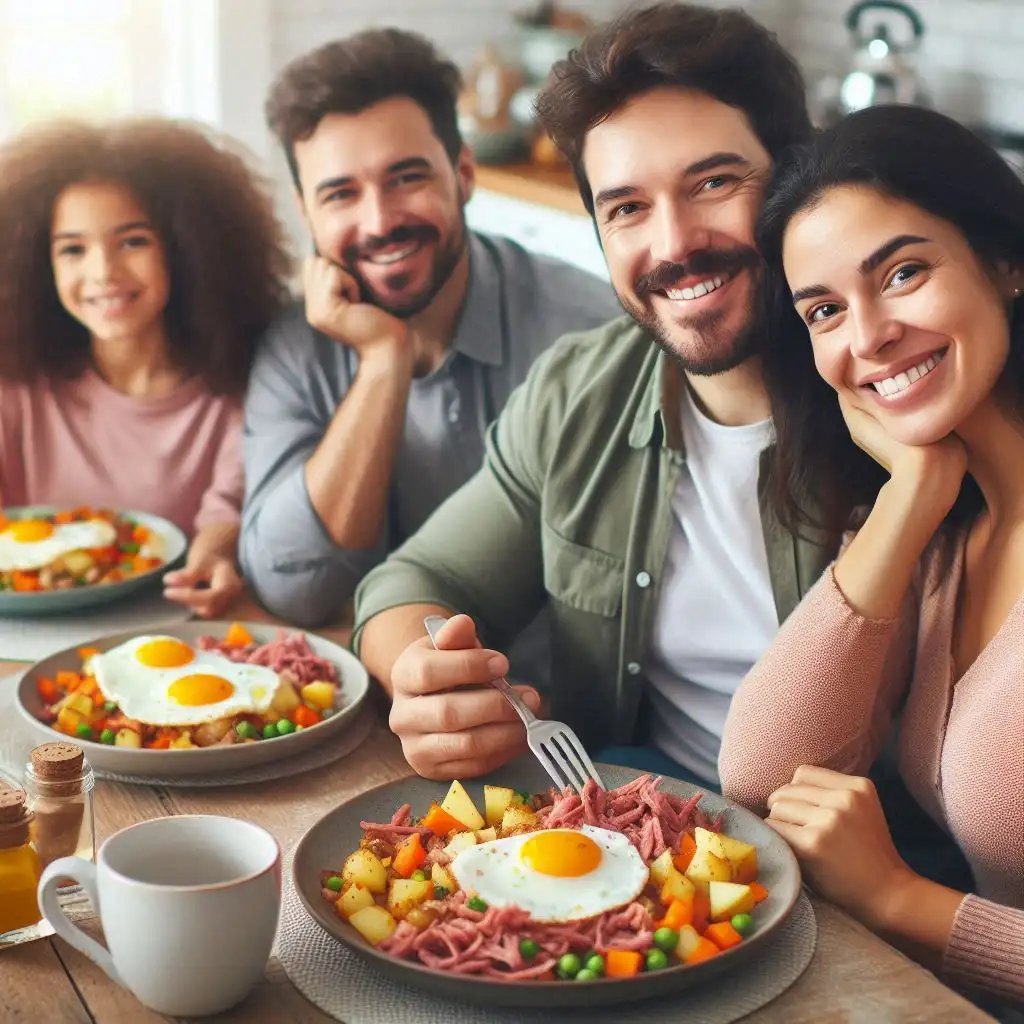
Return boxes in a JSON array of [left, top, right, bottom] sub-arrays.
[[839, 0, 927, 115]]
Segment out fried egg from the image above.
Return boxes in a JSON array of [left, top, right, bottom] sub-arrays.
[[0, 518, 117, 571], [88, 636, 281, 727], [448, 825, 649, 922]]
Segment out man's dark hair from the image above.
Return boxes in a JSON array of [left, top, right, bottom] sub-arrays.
[[266, 28, 464, 191], [534, 2, 811, 215]]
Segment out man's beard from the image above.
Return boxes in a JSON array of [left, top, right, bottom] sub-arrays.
[[344, 208, 468, 320], [617, 246, 762, 376]]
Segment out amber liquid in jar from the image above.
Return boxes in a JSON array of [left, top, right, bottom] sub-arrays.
[[0, 784, 52, 948]]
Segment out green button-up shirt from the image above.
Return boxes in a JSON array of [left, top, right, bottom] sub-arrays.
[[353, 316, 832, 752]]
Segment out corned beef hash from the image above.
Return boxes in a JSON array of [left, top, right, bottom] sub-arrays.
[[321, 776, 770, 981], [34, 623, 343, 749]]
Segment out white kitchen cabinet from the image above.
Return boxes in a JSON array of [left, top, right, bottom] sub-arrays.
[[466, 189, 608, 280]]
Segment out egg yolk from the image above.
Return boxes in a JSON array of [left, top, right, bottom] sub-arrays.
[[7, 520, 54, 543], [136, 638, 194, 668], [520, 831, 602, 877], [167, 674, 235, 706]]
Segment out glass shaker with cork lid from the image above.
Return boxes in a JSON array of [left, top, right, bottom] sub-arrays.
[[23, 742, 95, 896]]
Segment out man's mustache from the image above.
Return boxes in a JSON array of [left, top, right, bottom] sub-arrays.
[[343, 224, 438, 265], [635, 247, 761, 298]]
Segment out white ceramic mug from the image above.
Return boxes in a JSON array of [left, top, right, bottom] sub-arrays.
[[37, 814, 281, 1017]]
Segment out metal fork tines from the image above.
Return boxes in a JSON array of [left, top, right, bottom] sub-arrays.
[[423, 616, 604, 792]]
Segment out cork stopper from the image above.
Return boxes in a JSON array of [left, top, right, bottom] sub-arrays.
[[30, 742, 85, 780], [0, 787, 33, 848]]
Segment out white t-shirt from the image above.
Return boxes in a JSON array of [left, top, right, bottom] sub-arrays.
[[646, 385, 778, 784]]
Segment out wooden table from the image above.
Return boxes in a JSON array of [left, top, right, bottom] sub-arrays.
[[0, 596, 996, 1023]]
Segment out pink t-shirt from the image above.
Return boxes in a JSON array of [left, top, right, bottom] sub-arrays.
[[0, 371, 243, 536]]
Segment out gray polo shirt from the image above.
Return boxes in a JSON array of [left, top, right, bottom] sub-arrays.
[[240, 230, 620, 640]]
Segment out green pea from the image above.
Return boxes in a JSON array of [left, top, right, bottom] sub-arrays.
[[235, 721, 258, 740], [276, 718, 296, 736], [103, 700, 118, 713], [325, 876, 343, 892], [434, 884, 449, 900], [262, 723, 277, 739], [645, 948, 669, 972], [466, 895, 488, 913], [584, 953, 604, 975], [515, 789, 531, 806], [519, 938, 539, 959], [557, 953, 581, 979], [731, 913, 754, 936], [411, 869, 427, 882], [574, 968, 599, 982], [120, 561, 134, 572], [99, 728, 115, 745], [75, 722, 92, 740], [653, 927, 679, 952]]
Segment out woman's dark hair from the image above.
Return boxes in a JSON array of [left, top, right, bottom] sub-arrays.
[[758, 104, 1024, 543], [265, 29, 463, 192], [0, 118, 293, 396], [534, 2, 811, 216]]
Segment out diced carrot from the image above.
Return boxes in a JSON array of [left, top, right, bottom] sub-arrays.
[[705, 922, 744, 951], [292, 704, 321, 729], [56, 670, 81, 688], [683, 937, 721, 965], [37, 677, 60, 704], [692, 890, 711, 933], [77, 647, 100, 661], [12, 571, 41, 592], [54, 510, 74, 524], [0, 511, 7, 531], [674, 832, 697, 872], [225, 622, 254, 648], [420, 802, 467, 836], [149, 736, 172, 749], [659, 897, 693, 931], [748, 882, 770, 904], [605, 949, 643, 978], [392, 833, 426, 878], [132, 524, 150, 543]]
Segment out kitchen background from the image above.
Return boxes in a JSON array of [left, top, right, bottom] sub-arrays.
[[2, 0, 1022, 282]]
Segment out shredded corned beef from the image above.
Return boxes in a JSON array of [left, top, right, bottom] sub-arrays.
[[197, 630, 340, 686]]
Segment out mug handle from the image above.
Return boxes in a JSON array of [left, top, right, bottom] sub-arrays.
[[37, 857, 125, 987]]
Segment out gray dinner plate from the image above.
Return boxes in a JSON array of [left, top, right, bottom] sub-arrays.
[[293, 761, 801, 1009], [0, 506, 187, 617], [15, 621, 369, 778]]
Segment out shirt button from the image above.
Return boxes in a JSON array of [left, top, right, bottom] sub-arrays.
[[448, 405, 460, 423], [627, 662, 641, 676], [635, 571, 651, 588]]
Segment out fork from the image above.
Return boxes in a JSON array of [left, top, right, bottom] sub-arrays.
[[423, 615, 604, 792]]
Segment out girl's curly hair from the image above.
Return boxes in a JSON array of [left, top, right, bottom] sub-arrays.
[[0, 117, 293, 395]]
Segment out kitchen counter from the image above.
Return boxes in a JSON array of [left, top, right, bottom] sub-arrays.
[[475, 161, 587, 216]]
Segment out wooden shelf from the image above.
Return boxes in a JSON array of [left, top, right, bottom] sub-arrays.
[[474, 162, 587, 216]]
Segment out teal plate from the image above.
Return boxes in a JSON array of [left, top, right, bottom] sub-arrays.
[[0, 507, 187, 617]]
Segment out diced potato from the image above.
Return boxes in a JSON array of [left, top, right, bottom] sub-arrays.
[[342, 848, 387, 894], [443, 831, 477, 859], [387, 878, 433, 919], [114, 728, 142, 748], [660, 867, 697, 905], [65, 693, 95, 717], [348, 905, 397, 945], [170, 732, 194, 749], [649, 848, 676, 888], [695, 828, 760, 885], [674, 923, 703, 960], [337, 883, 375, 918], [685, 848, 732, 892], [431, 863, 456, 892], [193, 718, 233, 747], [484, 785, 515, 827], [474, 826, 497, 843], [270, 678, 301, 716], [56, 706, 86, 733], [63, 550, 94, 576], [301, 681, 335, 711], [500, 804, 538, 833], [441, 780, 485, 830], [708, 881, 756, 922]]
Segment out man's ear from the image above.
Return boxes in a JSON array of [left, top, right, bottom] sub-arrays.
[[456, 143, 476, 206]]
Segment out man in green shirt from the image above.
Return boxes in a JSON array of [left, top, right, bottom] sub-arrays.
[[352, 3, 831, 785]]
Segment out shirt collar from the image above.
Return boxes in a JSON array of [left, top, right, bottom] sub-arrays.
[[628, 345, 685, 451], [450, 233, 505, 368]]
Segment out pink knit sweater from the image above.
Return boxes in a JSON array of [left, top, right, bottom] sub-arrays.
[[719, 527, 1024, 1005]]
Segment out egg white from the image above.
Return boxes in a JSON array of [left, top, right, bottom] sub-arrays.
[[89, 635, 281, 726], [448, 825, 649, 922], [0, 518, 117, 571]]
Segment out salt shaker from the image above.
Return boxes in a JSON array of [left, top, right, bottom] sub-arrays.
[[23, 742, 95, 903]]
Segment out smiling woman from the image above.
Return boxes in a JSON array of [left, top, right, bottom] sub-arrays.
[[719, 105, 1024, 1012]]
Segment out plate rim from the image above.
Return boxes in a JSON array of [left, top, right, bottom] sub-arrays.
[[14, 619, 369, 774], [291, 765, 801, 1004]]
